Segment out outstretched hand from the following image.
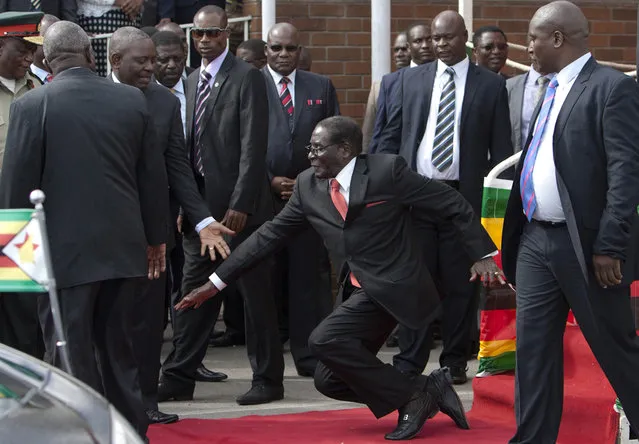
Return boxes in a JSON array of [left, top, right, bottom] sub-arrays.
[[174, 281, 219, 310], [470, 257, 506, 286], [199, 222, 235, 261]]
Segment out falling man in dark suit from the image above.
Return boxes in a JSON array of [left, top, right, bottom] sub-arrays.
[[501, 2, 639, 442], [177, 116, 506, 441], [263, 22, 339, 376]]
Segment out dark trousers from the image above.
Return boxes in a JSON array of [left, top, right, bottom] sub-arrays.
[[0, 292, 44, 359], [168, 232, 184, 329], [162, 226, 284, 387], [273, 226, 333, 372], [395, 220, 478, 375], [220, 285, 245, 339], [510, 221, 639, 443], [41, 279, 148, 438], [132, 272, 168, 411], [310, 288, 418, 418]]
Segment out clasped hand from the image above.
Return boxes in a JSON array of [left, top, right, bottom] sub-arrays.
[[469, 257, 506, 286]]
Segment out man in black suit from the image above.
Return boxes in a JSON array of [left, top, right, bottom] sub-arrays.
[[501, 2, 639, 442], [0, 21, 167, 440], [177, 116, 506, 440], [108, 26, 233, 425], [263, 22, 339, 376], [159, 5, 284, 406], [379, 11, 512, 384]]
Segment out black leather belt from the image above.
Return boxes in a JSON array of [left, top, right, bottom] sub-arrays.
[[437, 179, 460, 190], [532, 219, 566, 228]]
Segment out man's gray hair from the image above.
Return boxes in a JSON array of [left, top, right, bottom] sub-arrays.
[[43, 21, 91, 61], [109, 26, 151, 57]]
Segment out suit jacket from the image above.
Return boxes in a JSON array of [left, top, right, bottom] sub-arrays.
[[215, 154, 496, 329], [506, 72, 528, 153], [502, 58, 639, 286], [368, 69, 402, 154], [0, 0, 76, 21], [361, 80, 380, 152], [0, 68, 168, 288], [185, 53, 273, 228], [262, 67, 339, 185], [377, 61, 513, 213]]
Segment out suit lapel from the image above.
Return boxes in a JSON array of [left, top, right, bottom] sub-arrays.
[[345, 158, 368, 224], [185, 72, 198, 143], [200, 53, 234, 133], [292, 70, 306, 130], [261, 67, 291, 128], [512, 74, 527, 150], [416, 63, 436, 156], [553, 58, 595, 146], [460, 63, 479, 130]]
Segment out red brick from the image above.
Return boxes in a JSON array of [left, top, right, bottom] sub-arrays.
[[275, 4, 309, 18], [313, 61, 344, 75], [361, 19, 371, 32], [362, 47, 371, 60], [497, 20, 529, 34], [308, 47, 327, 61], [242, 2, 259, 16], [298, 33, 311, 46], [612, 8, 636, 22], [581, 7, 612, 21], [588, 34, 611, 48], [625, 21, 639, 34], [414, 5, 451, 20], [310, 4, 345, 18], [392, 4, 415, 18], [344, 61, 370, 75], [622, 48, 637, 63], [482, 6, 537, 20], [592, 21, 623, 34], [331, 75, 362, 89], [327, 18, 363, 32], [340, 103, 365, 119], [610, 35, 637, 48], [327, 47, 361, 61], [347, 89, 370, 103], [311, 32, 346, 46], [346, 5, 371, 18], [291, 18, 327, 32], [593, 48, 624, 62], [347, 33, 370, 46], [336, 90, 347, 105]]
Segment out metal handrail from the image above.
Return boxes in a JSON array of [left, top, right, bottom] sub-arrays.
[[89, 15, 252, 73]]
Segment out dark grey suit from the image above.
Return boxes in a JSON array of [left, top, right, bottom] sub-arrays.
[[0, 67, 168, 438], [213, 154, 495, 416], [379, 60, 512, 376], [161, 53, 284, 390], [502, 57, 639, 443], [263, 67, 339, 373], [506, 72, 527, 153]]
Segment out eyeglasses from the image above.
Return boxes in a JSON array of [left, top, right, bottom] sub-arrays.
[[480, 43, 508, 52], [306, 143, 340, 156], [267, 44, 300, 53], [191, 27, 228, 39]]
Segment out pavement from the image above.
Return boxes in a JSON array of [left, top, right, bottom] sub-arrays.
[[158, 336, 478, 420]]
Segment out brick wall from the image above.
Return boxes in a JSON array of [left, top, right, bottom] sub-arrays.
[[242, 0, 638, 122]]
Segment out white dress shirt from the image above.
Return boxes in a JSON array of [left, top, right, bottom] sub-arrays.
[[30, 64, 50, 84], [200, 47, 229, 88], [531, 52, 592, 222], [267, 65, 297, 104], [416, 57, 470, 180], [112, 73, 215, 233], [161, 78, 186, 138], [210, 157, 358, 290]]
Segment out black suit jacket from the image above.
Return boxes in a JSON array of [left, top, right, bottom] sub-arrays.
[[0, 68, 168, 288], [185, 53, 273, 229], [0, 0, 76, 22], [215, 154, 496, 329], [502, 58, 639, 285], [262, 67, 339, 185], [378, 61, 513, 213]]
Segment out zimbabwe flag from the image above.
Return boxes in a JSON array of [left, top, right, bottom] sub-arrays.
[[0, 209, 47, 292]]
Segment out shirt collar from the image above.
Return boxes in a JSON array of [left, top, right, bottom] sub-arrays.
[[410, 60, 419, 68], [112, 72, 121, 84], [333, 157, 358, 192], [555, 52, 592, 87], [436, 56, 470, 78], [200, 47, 229, 77], [267, 64, 297, 87], [30, 64, 49, 82], [158, 77, 184, 94]]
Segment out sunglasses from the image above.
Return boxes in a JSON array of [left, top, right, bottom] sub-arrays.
[[268, 44, 300, 53], [480, 43, 509, 52], [191, 27, 228, 39]]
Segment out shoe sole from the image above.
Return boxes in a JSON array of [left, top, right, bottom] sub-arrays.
[[149, 416, 180, 425], [236, 395, 284, 406]]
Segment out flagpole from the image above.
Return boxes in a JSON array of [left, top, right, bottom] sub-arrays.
[[30, 190, 73, 376]]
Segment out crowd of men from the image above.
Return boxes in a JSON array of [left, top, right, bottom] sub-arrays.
[[0, 0, 639, 443]]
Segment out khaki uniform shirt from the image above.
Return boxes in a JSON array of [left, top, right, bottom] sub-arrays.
[[0, 72, 40, 171]]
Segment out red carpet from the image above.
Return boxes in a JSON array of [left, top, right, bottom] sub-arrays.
[[149, 327, 618, 443]]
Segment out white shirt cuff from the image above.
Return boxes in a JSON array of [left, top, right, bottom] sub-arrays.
[[210, 273, 227, 291], [195, 217, 216, 233], [482, 250, 499, 259]]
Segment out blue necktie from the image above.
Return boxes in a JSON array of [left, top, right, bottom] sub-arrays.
[[520, 77, 559, 221]]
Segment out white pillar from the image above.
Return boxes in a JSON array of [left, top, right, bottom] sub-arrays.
[[459, 0, 474, 37], [262, 0, 276, 41], [371, 0, 391, 82]]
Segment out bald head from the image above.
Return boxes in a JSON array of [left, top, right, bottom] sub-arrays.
[[528, 1, 589, 74], [109, 26, 151, 57], [156, 21, 185, 37], [266, 22, 301, 76], [267, 22, 299, 43], [431, 10, 468, 66], [43, 21, 93, 73], [40, 14, 59, 36]]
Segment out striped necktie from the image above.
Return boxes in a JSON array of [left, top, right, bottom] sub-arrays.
[[279, 77, 294, 116], [431, 67, 456, 172], [329, 179, 361, 288], [30, 0, 41, 9], [193, 70, 212, 175], [534, 76, 550, 106], [520, 77, 559, 220]]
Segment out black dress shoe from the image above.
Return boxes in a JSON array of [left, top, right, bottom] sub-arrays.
[[427, 368, 470, 429], [236, 384, 284, 405], [296, 367, 315, 377], [209, 332, 246, 347], [157, 378, 194, 402], [146, 409, 179, 424], [194, 364, 228, 382], [385, 388, 438, 440], [449, 365, 468, 385]]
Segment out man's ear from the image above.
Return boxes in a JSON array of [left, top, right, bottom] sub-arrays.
[[43, 57, 52, 73], [109, 52, 121, 71]]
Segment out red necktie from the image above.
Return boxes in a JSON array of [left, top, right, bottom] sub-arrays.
[[330, 179, 361, 288], [279, 77, 294, 116]]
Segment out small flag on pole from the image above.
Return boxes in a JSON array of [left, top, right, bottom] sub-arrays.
[[0, 209, 47, 292]]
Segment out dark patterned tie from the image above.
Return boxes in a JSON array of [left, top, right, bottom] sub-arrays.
[[193, 70, 212, 175], [432, 67, 456, 172], [534, 76, 550, 106], [279, 77, 294, 116]]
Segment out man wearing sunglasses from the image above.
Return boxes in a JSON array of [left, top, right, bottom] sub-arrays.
[[262, 22, 339, 378], [158, 5, 284, 407]]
